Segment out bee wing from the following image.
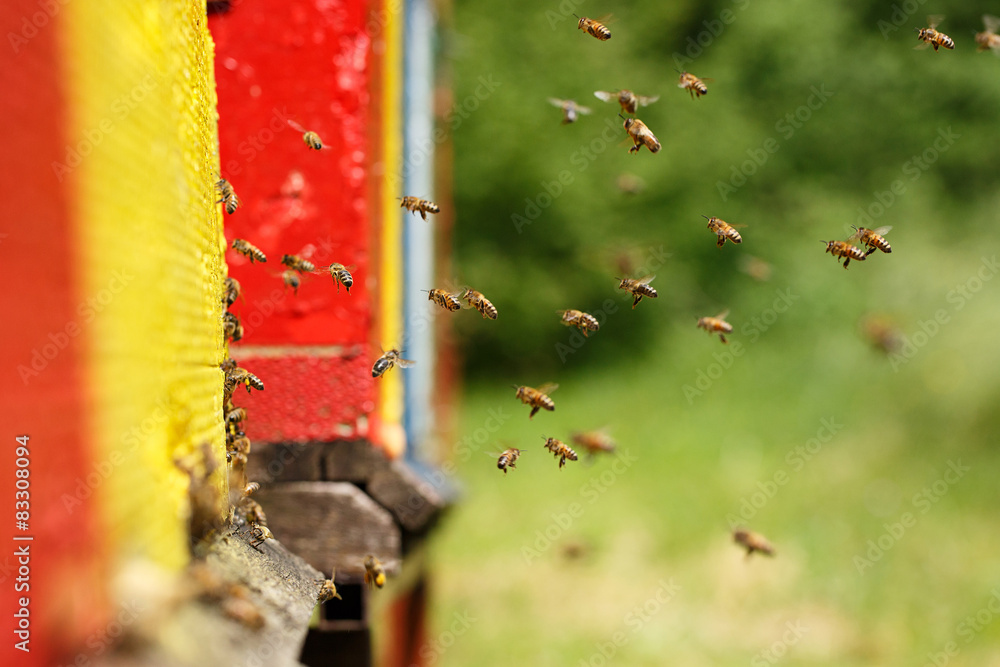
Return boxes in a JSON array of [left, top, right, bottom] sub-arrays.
[[536, 382, 559, 394], [927, 14, 944, 29], [595, 13, 615, 24], [286, 119, 307, 133], [846, 227, 863, 242], [872, 225, 892, 236], [984, 14, 1000, 33], [637, 274, 655, 285], [636, 95, 660, 106], [577, 105, 592, 115], [594, 91, 616, 103], [395, 358, 416, 368], [914, 41, 932, 50], [715, 309, 731, 320], [548, 97, 569, 108]]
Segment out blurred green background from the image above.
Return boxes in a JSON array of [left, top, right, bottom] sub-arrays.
[[420, 1, 1000, 665]]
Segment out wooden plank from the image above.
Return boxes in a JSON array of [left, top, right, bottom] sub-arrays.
[[247, 442, 324, 485], [323, 439, 390, 483], [368, 461, 448, 533]]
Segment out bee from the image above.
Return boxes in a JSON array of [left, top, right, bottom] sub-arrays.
[[621, 115, 661, 154], [287, 119, 328, 150], [461, 288, 498, 320], [733, 528, 775, 558], [223, 312, 243, 342], [282, 270, 301, 295], [216, 177, 241, 215], [227, 435, 250, 457], [317, 574, 342, 603], [975, 15, 1000, 52], [222, 594, 266, 629], [513, 383, 557, 419], [697, 310, 733, 344], [848, 225, 892, 256], [246, 524, 273, 550], [615, 173, 646, 195], [399, 196, 440, 220], [225, 365, 264, 395], [915, 16, 954, 51], [240, 497, 267, 527], [281, 254, 315, 273], [325, 263, 353, 293], [372, 348, 415, 378], [593, 89, 659, 115], [542, 436, 579, 469], [548, 98, 592, 124], [424, 288, 462, 312], [226, 407, 247, 426], [739, 255, 772, 282], [703, 215, 743, 247], [677, 70, 709, 98], [364, 555, 386, 590], [823, 239, 867, 269], [617, 275, 658, 309], [861, 315, 903, 354], [224, 277, 242, 307], [231, 239, 266, 263], [557, 309, 599, 337], [496, 448, 523, 475], [571, 430, 616, 457], [574, 14, 611, 40]]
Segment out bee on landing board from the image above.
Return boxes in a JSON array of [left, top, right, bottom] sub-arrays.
[[495, 447, 523, 475], [399, 196, 440, 220], [677, 70, 710, 98], [558, 309, 600, 336], [548, 98, 592, 124], [823, 239, 867, 269], [848, 225, 892, 256], [915, 16, 954, 51], [703, 215, 743, 247], [461, 288, 498, 319], [976, 15, 1000, 53], [594, 90, 659, 115], [281, 254, 316, 273], [571, 430, 616, 457], [697, 310, 734, 344], [574, 14, 611, 41], [364, 555, 386, 590], [281, 270, 301, 295], [231, 239, 266, 263], [424, 288, 462, 312], [618, 275, 657, 309], [513, 383, 557, 419], [216, 177, 241, 215], [733, 528, 775, 558], [324, 263, 354, 293], [223, 312, 244, 342], [372, 348, 415, 378], [542, 437, 579, 469], [287, 120, 329, 150], [621, 115, 661, 154]]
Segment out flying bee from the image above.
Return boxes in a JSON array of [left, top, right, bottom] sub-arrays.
[[861, 315, 903, 354], [617, 275, 657, 309], [703, 215, 743, 247], [823, 239, 867, 269], [548, 98, 592, 124], [976, 15, 1000, 52], [513, 383, 557, 419], [621, 115, 661, 154], [424, 288, 462, 312], [372, 348, 415, 378], [495, 448, 523, 475], [216, 177, 241, 215], [286, 119, 329, 150], [224, 277, 242, 307], [677, 70, 710, 98], [697, 310, 733, 344], [281, 254, 315, 273], [324, 263, 353, 293], [733, 528, 775, 558], [461, 288, 498, 319], [915, 16, 954, 51], [281, 270, 301, 295], [317, 574, 342, 603], [223, 312, 243, 342], [593, 89, 659, 115], [231, 239, 266, 263], [542, 437, 579, 469], [557, 309, 600, 336], [364, 555, 386, 590], [574, 14, 612, 41], [399, 196, 440, 220], [848, 225, 892, 256], [571, 430, 616, 457]]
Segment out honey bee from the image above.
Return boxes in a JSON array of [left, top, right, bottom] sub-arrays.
[[823, 239, 867, 269], [548, 98, 592, 124], [364, 555, 386, 590], [513, 383, 557, 419], [372, 348, 415, 378], [542, 436, 579, 469], [621, 115, 660, 154], [593, 89, 659, 115], [571, 430, 616, 457], [574, 14, 612, 40], [225, 365, 264, 395], [325, 263, 353, 293], [317, 574, 342, 603], [915, 16, 954, 51], [703, 215, 743, 247], [224, 277, 242, 307], [424, 288, 462, 312], [187, 563, 266, 629], [739, 255, 772, 282], [287, 119, 328, 150], [461, 288, 498, 320], [697, 310, 733, 344], [976, 15, 1000, 52], [223, 312, 243, 342], [281, 254, 316, 273], [399, 196, 440, 220], [226, 407, 247, 426], [246, 524, 273, 550], [615, 173, 646, 195], [222, 594, 266, 629], [239, 496, 268, 527], [848, 225, 892, 256], [282, 269, 301, 294], [216, 177, 241, 215], [861, 315, 903, 354], [677, 70, 709, 98], [231, 239, 266, 263], [558, 309, 600, 336], [617, 275, 658, 309], [495, 448, 523, 475], [733, 528, 775, 558]]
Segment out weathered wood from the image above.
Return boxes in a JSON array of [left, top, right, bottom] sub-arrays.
[[322, 439, 389, 483], [247, 442, 324, 485], [256, 481, 401, 581], [368, 460, 448, 533]]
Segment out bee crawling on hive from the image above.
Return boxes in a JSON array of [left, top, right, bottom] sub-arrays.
[[216, 176, 241, 215], [733, 527, 775, 558], [224, 277, 242, 307]]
